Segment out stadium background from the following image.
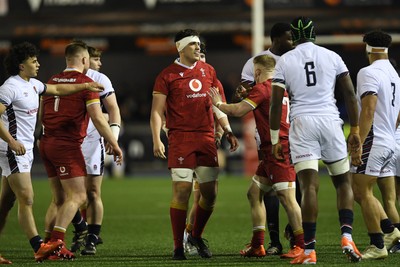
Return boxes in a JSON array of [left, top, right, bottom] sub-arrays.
[[0, 0, 400, 177]]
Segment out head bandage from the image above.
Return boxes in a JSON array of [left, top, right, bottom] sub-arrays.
[[176, 36, 200, 52], [366, 44, 388, 54]]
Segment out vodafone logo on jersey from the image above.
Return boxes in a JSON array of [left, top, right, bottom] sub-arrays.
[[186, 79, 206, 99], [189, 79, 202, 92]]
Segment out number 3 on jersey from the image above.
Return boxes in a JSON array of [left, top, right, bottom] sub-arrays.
[[304, 61, 317, 86]]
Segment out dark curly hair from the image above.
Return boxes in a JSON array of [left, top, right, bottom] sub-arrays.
[[174, 29, 200, 43], [4, 42, 39, 76], [363, 30, 392, 48]]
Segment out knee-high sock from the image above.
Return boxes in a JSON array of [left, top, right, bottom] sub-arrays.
[[170, 202, 187, 250]]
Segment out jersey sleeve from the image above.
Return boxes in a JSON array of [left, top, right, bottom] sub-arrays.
[[216, 79, 227, 102], [357, 67, 379, 98], [97, 73, 114, 97], [334, 52, 349, 77], [153, 72, 169, 96], [272, 57, 286, 89], [243, 84, 264, 109]]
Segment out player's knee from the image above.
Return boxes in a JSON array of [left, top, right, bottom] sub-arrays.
[[325, 158, 349, 176], [194, 166, 219, 183], [17, 190, 34, 207], [199, 197, 215, 211], [251, 175, 272, 193], [86, 188, 100, 202], [294, 160, 318, 173], [75, 192, 88, 207], [171, 168, 194, 182]]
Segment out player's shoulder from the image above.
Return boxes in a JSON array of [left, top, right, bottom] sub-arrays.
[[358, 64, 374, 77], [158, 62, 179, 76], [86, 69, 110, 82], [252, 81, 270, 95]]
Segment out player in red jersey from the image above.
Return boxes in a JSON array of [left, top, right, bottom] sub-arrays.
[[0, 41, 103, 263], [181, 42, 238, 255], [209, 55, 304, 259], [39, 40, 123, 260], [151, 29, 238, 260]]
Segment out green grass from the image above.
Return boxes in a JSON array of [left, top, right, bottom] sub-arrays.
[[0, 174, 399, 266]]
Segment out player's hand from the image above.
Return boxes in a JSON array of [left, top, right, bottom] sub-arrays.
[[207, 87, 222, 106], [111, 145, 123, 165], [162, 122, 169, 138], [215, 132, 223, 148], [347, 132, 361, 154], [272, 142, 284, 161], [234, 85, 250, 100], [105, 142, 114, 155], [350, 147, 362, 166], [86, 82, 104, 92], [153, 140, 166, 159], [8, 139, 26, 156], [225, 132, 239, 152]]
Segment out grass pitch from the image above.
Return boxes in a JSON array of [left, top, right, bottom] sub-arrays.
[[0, 174, 399, 266]]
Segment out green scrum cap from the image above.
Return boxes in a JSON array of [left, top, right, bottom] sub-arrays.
[[291, 16, 316, 43]]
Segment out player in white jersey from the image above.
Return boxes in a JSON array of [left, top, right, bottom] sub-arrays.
[[269, 17, 362, 264], [238, 23, 297, 255], [69, 46, 121, 255], [0, 42, 103, 263], [351, 30, 400, 259]]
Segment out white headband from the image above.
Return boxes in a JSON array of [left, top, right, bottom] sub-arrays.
[[176, 36, 200, 52], [366, 44, 388, 54]]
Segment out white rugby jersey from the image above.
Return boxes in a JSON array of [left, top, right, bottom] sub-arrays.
[[356, 59, 400, 148], [241, 49, 280, 84], [85, 69, 115, 141], [396, 125, 400, 142], [0, 75, 46, 151], [273, 42, 348, 121]]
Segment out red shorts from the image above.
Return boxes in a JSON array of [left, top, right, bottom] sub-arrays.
[[39, 138, 86, 179], [168, 131, 218, 169], [256, 142, 295, 184]]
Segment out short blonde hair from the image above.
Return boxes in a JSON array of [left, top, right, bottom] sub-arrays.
[[253, 54, 276, 71]]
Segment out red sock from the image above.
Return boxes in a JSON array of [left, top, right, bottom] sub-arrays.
[[50, 230, 65, 242], [294, 229, 305, 249], [251, 230, 265, 248], [192, 205, 212, 238], [170, 207, 187, 250]]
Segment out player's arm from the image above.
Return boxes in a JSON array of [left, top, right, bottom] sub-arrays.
[[214, 121, 224, 148], [337, 73, 361, 156], [358, 94, 377, 144], [337, 73, 359, 130], [150, 92, 167, 159], [87, 102, 123, 165], [269, 84, 285, 161], [209, 87, 252, 117], [44, 82, 104, 96], [0, 103, 25, 155], [102, 93, 122, 154]]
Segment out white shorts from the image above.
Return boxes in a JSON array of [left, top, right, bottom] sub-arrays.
[[351, 145, 395, 177], [82, 138, 105, 176], [0, 149, 33, 177], [289, 116, 347, 164], [395, 138, 400, 177]]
